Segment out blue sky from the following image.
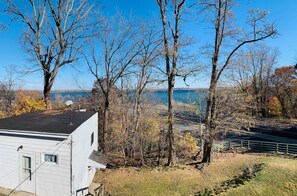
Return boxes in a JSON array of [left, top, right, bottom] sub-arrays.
[[0, 0, 296, 90]]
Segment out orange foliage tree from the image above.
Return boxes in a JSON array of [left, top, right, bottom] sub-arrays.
[[14, 90, 46, 115], [270, 66, 297, 118]]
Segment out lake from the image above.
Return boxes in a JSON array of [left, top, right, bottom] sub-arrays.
[[51, 89, 207, 105]]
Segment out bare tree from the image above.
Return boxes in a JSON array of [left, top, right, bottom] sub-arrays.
[[86, 15, 141, 152], [0, 66, 18, 117], [228, 44, 278, 117], [156, 0, 191, 166], [247, 45, 278, 117], [132, 23, 161, 138], [129, 23, 162, 165], [199, 1, 277, 163], [6, 0, 96, 109], [216, 86, 255, 131]]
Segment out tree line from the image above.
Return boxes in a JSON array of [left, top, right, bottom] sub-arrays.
[[1, 0, 296, 166]]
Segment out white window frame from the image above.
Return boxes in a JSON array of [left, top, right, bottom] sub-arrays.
[[44, 153, 58, 164]]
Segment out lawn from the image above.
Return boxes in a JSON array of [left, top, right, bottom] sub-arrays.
[[93, 153, 297, 196]]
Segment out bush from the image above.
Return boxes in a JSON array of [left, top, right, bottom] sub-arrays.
[[13, 90, 46, 115], [176, 132, 197, 160]]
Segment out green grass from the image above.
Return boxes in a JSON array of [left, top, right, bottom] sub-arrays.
[[94, 153, 297, 196], [224, 156, 297, 196]]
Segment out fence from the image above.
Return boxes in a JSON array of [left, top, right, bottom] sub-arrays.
[[217, 140, 297, 155]]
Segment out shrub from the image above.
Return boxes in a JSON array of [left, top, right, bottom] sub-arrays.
[[176, 132, 197, 160]]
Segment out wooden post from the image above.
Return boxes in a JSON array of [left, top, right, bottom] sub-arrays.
[[248, 141, 250, 150], [286, 144, 289, 155], [276, 143, 279, 153], [241, 140, 243, 148]]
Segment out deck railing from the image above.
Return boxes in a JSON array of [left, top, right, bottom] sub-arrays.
[[76, 187, 89, 196], [94, 183, 105, 196], [216, 140, 297, 155]]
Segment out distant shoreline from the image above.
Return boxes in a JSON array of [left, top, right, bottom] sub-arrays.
[[146, 88, 207, 91], [18, 88, 207, 93], [51, 90, 91, 93]]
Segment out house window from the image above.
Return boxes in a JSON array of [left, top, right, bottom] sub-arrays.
[[91, 132, 94, 146], [45, 154, 58, 163], [22, 156, 32, 181]]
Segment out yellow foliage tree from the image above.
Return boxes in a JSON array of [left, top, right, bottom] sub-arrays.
[[268, 96, 282, 117], [14, 90, 46, 115], [0, 111, 6, 119], [176, 132, 197, 160]]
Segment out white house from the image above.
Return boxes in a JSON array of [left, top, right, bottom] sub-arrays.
[[0, 110, 106, 196]]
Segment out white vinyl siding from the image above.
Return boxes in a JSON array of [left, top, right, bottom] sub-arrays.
[[71, 113, 98, 192], [0, 134, 71, 196]]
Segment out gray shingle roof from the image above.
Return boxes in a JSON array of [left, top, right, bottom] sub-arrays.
[[0, 110, 96, 134]]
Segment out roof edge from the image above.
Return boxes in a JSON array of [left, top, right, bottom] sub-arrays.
[[0, 129, 69, 139]]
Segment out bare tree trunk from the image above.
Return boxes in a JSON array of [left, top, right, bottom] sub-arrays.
[[157, 129, 164, 166], [122, 147, 127, 167], [131, 92, 141, 158], [43, 74, 52, 110], [167, 76, 176, 166], [132, 90, 141, 138], [202, 71, 217, 163], [278, 97, 289, 118], [140, 144, 146, 166], [102, 97, 109, 153], [120, 79, 129, 164], [156, 0, 185, 166], [202, 138, 213, 163], [44, 91, 52, 110]]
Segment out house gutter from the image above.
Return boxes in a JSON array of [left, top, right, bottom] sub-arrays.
[[0, 129, 70, 136], [0, 129, 69, 141]]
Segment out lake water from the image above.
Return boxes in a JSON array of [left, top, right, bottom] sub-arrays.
[[51, 89, 207, 105], [143, 89, 206, 104]]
